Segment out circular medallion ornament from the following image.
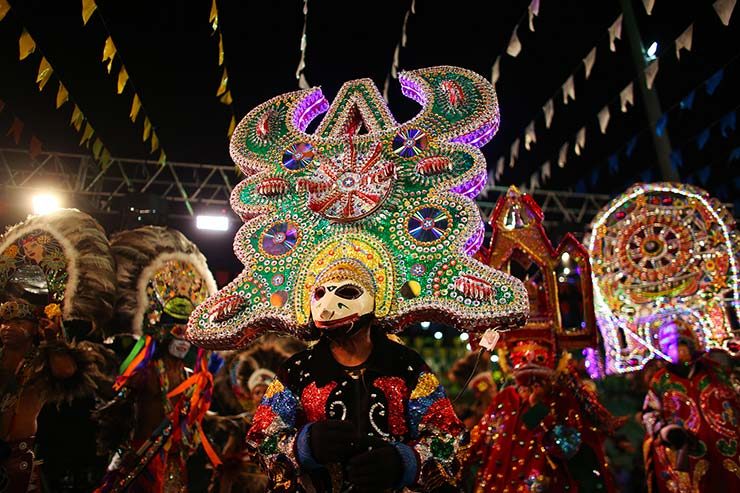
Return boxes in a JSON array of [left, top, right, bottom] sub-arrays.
[[392, 128, 427, 158], [282, 142, 314, 171], [407, 207, 450, 243], [261, 222, 299, 257]]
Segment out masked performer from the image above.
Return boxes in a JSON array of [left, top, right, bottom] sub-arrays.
[[586, 183, 740, 493], [0, 209, 116, 493], [94, 227, 219, 493], [463, 187, 625, 493], [185, 66, 529, 492]]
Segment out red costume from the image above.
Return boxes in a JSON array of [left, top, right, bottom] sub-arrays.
[[462, 187, 625, 493]]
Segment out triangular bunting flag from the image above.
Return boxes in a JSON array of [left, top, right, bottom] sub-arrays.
[[713, 0, 736, 26], [0, 0, 10, 23], [644, 60, 659, 89], [80, 122, 94, 147], [92, 138, 103, 159], [675, 24, 693, 59], [56, 82, 69, 108], [541, 160, 551, 180], [227, 114, 236, 138], [583, 47, 597, 79], [558, 142, 569, 167], [720, 111, 737, 138], [7, 117, 24, 144], [506, 28, 522, 57], [150, 131, 159, 153], [697, 128, 710, 150], [655, 113, 668, 137], [157, 149, 167, 166], [36, 57, 53, 92], [509, 138, 519, 167], [598, 106, 610, 133], [82, 0, 97, 25], [697, 166, 711, 185], [562, 76, 575, 104], [216, 68, 228, 96], [705, 68, 724, 95], [529, 172, 539, 191], [490, 56, 501, 84], [670, 149, 683, 170], [626, 135, 638, 157], [590, 168, 600, 186], [218, 33, 225, 66], [102, 36, 116, 73], [117, 66, 129, 94], [142, 117, 152, 142], [524, 121, 537, 150], [19, 29, 36, 60], [209, 0, 219, 31], [608, 154, 619, 174], [642, 0, 656, 15], [728, 146, 740, 162], [30, 135, 43, 160], [100, 148, 112, 169], [219, 90, 233, 105], [528, 0, 540, 31], [620, 82, 634, 112], [130, 94, 141, 122], [609, 15, 623, 52], [70, 105, 84, 131], [495, 156, 505, 180], [542, 99, 554, 128], [298, 72, 310, 90], [575, 127, 586, 155], [390, 44, 400, 78], [680, 90, 696, 110]]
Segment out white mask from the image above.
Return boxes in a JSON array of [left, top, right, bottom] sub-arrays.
[[310, 279, 374, 330], [168, 337, 191, 359]]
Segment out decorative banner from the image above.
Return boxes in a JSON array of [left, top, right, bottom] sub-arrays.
[[0, 0, 9, 22], [102, 36, 116, 73], [510, 138, 520, 167], [7, 117, 24, 144], [29, 135, 42, 159], [55, 82, 68, 108], [295, 0, 309, 87], [597, 105, 610, 133], [705, 68, 724, 95], [608, 14, 623, 52], [728, 146, 740, 162], [642, 0, 656, 15], [116, 66, 128, 94], [208, 0, 237, 137], [81, 0, 97, 25], [625, 135, 638, 157], [495, 156, 505, 180], [524, 121, 536, 150], [528, 0, 540, 31], [506, 28, 522, 57], [720, 110, 737, 137], [130, 93, 141, 122], [529, 172, 539, 190], [713, 0, 736, 26], [620, 82, 634, 112], [19, 29, 36, 60], [490, 55, 501, 84], [680, 89, 696, 110], [655, 113, 668, 136], [542, 98, 554, 128], [80, 122, 94, 146], [644, 59, 659, 89], [675, 24, 693, 59], [541, 160, 551, 180], [562, 75, 575, 104], [608, 154, 619, 174], [558, 141, 569, 167], [36, 57, 53, 91], [697, 128, 711, 149], [575, 126, 586, 155], [583, 46, 597, 79], [670, 149, 683, 169]]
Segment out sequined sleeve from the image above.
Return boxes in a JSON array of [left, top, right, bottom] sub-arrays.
[[246, 377, 305, 486], [407, 369, 466, 487]]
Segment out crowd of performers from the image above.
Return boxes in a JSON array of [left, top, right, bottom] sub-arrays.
[[1, 66, 739, 493]]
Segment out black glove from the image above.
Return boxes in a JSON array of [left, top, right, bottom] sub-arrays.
[[347, 445, 404, 491], [309, 420, 357, 465]]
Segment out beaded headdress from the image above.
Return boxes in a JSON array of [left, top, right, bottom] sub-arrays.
[[0, 209, 117, 333], [585, 182, 739, 373], [110, 226, 217, 339], [187, 66, 528, 349]]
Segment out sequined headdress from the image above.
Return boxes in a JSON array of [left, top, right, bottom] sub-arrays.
[[0, 209, 117, 333], [585, 182, 739, 373], [187, 66, 528, 349], [110, 226, 217, 339]]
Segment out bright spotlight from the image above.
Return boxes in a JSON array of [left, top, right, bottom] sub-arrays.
[[646, 42, 658, 59], [196, 215, 229, 231], [459, 332, 470, 342], [420, 321, 431, 329], [433, 331, 443, 340], [491, 354, 500, 363], [32, 193, 61, 215], [563, 267, 571, 275], [561, 251, 570, 262]]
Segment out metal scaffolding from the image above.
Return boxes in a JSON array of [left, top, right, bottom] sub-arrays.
[[0, 147, 612, 226]]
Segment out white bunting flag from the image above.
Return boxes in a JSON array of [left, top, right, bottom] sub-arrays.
[[496, 156, 505, 180], [583, 47, 597, 79], [642, 0, 656, 15], [528, 0, 541, 31], [609, 15, 623, 52], [598, 106, 610, 134], [491, 56, 501, 84], [529, 172, 539, 191], [524, 121, 537, 150], [620, 82, 634, 112], [541, 160, 551, 181], [675, 24, 693, 59], [510, 138, 520, 167], [543, 99, 554, 128], [575, 127, 586, 156], [562, 76, 576, 104], [713, 0, 736, 26], [645, 59, 659, 89], [507, 29, 522, 57], [558, 142, 569, 167]]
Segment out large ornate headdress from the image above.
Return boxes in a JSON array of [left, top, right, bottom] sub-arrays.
[[187, 66, 528, 349], [478, 187, 598, 373], [585, 182, 739, 373], [0, 209, 117, 333], [110, 226, 217, 339]]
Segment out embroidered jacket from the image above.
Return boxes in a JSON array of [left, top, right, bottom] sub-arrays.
[[246, 329, 465, 492]]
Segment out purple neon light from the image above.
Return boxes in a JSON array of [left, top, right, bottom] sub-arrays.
[[451, 118, 500, 148], [451, 171, 487, 199], [293, 90, 330, 132], [463, 220, 485, 256]]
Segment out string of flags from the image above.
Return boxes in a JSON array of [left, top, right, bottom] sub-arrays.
[[81, 0, 168, 166], [209, 0, 237, 138], [295, 0, 310, 89], [383, 0, 416, 101], [0, 99, 45, 159]]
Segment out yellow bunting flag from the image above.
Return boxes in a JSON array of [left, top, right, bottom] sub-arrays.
[[30, 135, 43, 159], [80, 122, 94, 146], [117, 66, 128, 94], [220, 90, 232, 105], [100, 148, 112, 169], [36, 57, 53, 91], [150, 131, 159, 153], [56, 82, 69, 108], [81, 0, 97, 25], [218, 34, 224, 66], [0, 0, 10, 23], [157, 149, 166, 166], [70, 105, 84, 131], [227, 114, 235, 137], [142, 117, 152, 142], [102, 36, 116, 73], [7, 117, 24, 144], [19, 29, 36, 60], [216, 68, 228, 96], [209, 0, 218, 31], [130, 93, 141, 122], [92, 138, 103, 159]]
